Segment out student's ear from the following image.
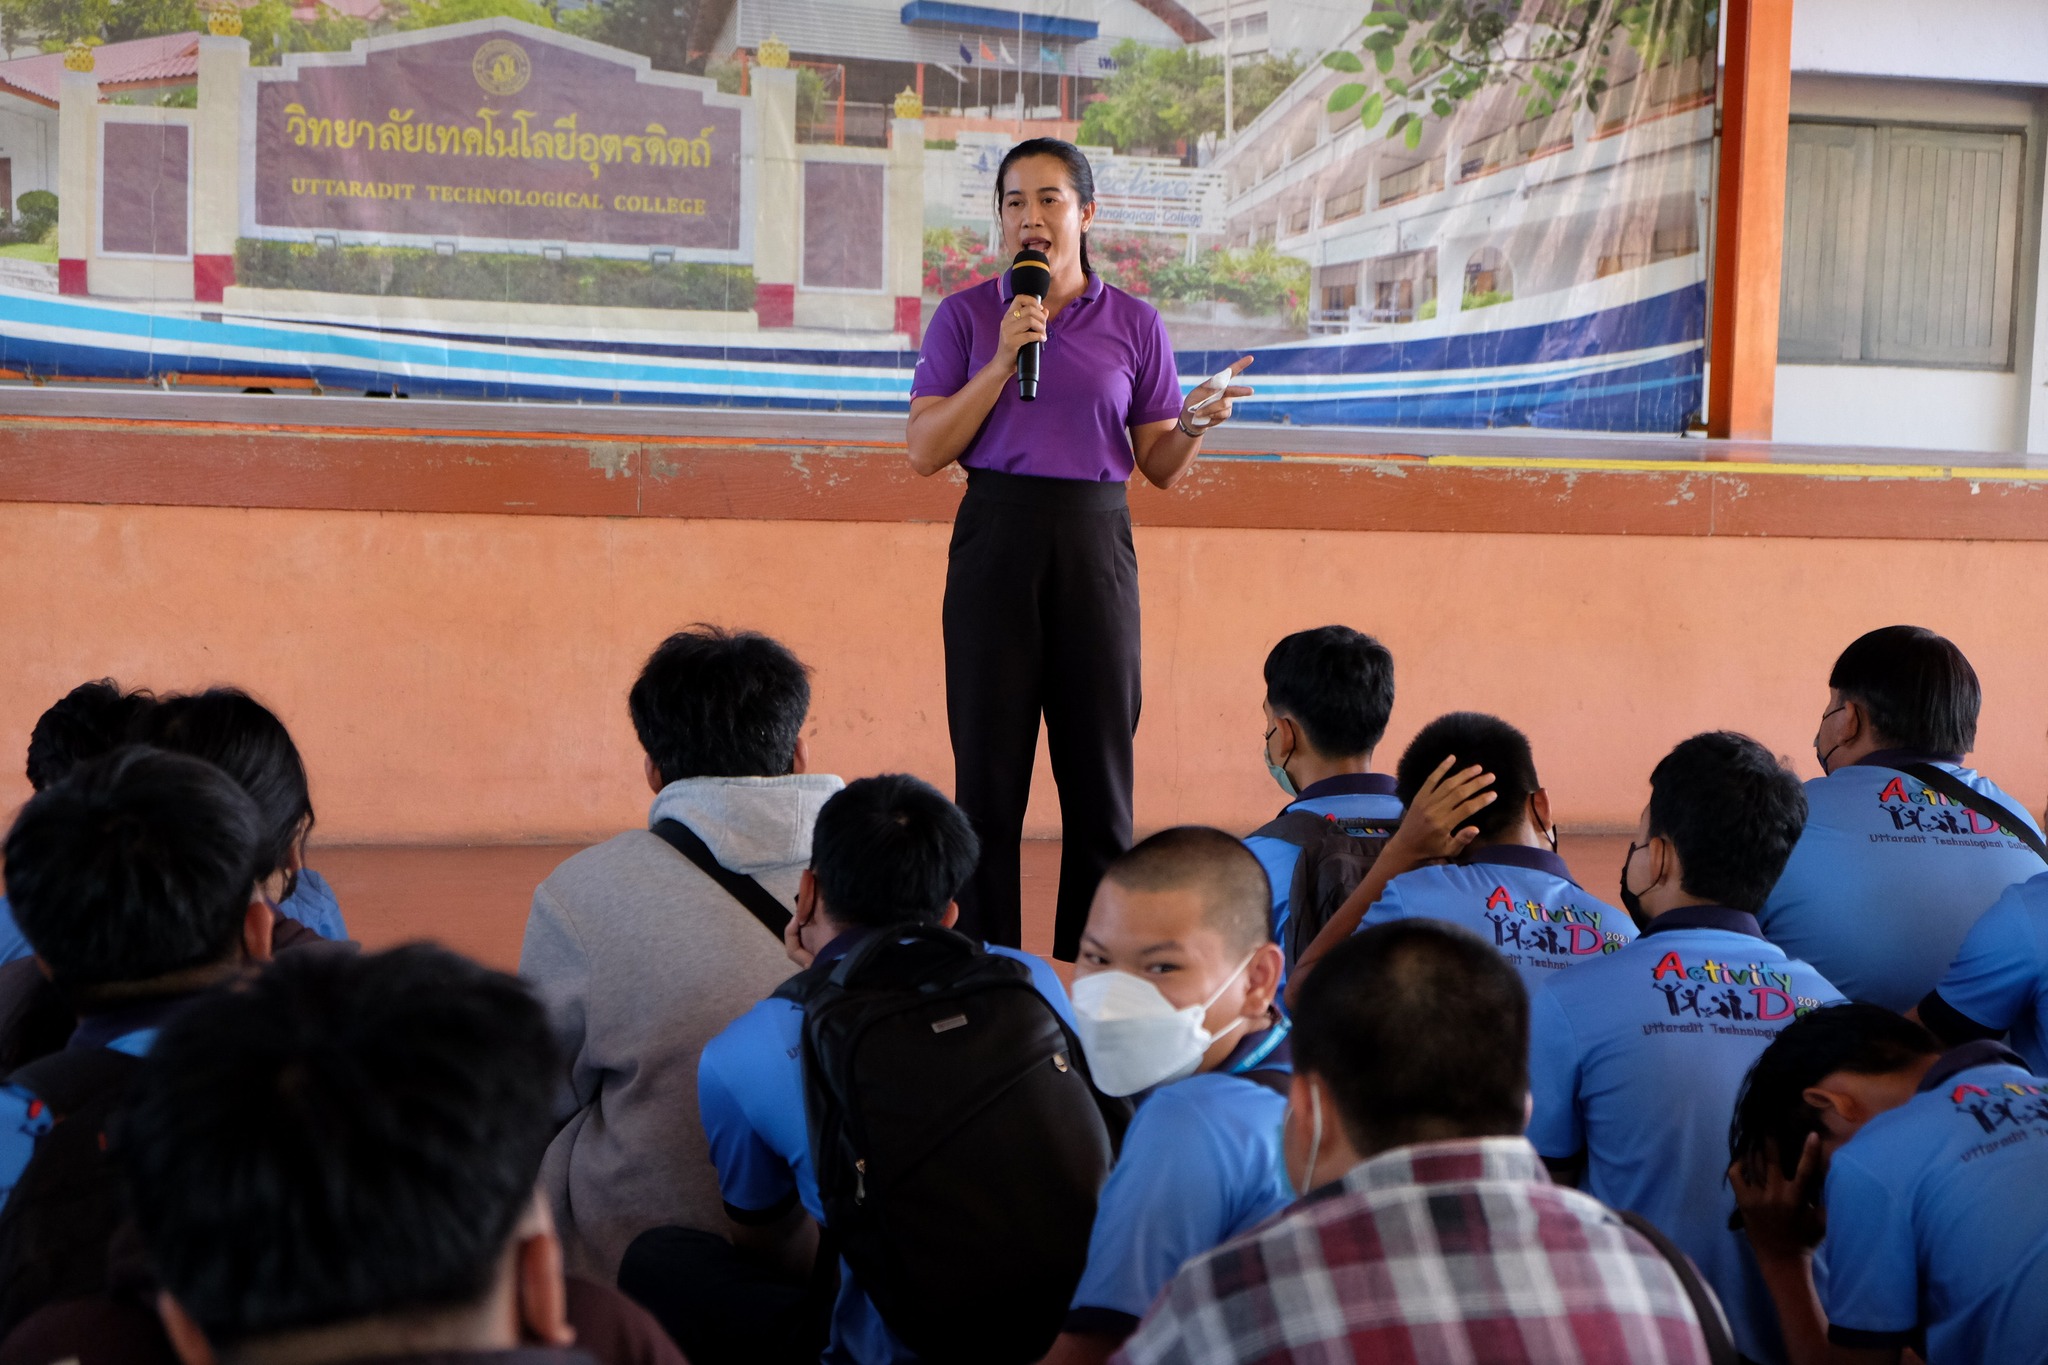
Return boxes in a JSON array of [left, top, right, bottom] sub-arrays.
[[643, 753, 664, 795], [795, 869, 820, 922], [156, 1291, 218, 1365], [790, 734, 811, 776], [939, 899, 960, 929], [513, 1194, 574, 1347], [1243, 941, 1284, 1017], [1530, 788, 1553, 835], [1802, 1083, 1863, 1131], [1647, 835, 1679, 893], [243, 896, 277, 964]]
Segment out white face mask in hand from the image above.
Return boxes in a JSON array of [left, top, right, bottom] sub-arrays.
[[1071, 953, 1256, 1097]]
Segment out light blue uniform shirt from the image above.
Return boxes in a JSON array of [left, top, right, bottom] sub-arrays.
[[1924, 872, 2048, 1073], [1527, 906, 1844, 1365], [0, 869, 348, 966], [1821, 1043, 2048, 1363], [1363, 844, 1636, 994], [1065, 1021, 1293, 1335], [1760, 752, 2045, 1011], [698, 930, 1075, 1365], [0, 1003, 179, 1212], [1243, 774, 1402, 952]]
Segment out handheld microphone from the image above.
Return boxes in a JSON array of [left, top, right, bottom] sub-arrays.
[[1008, 248, 1050, 402]]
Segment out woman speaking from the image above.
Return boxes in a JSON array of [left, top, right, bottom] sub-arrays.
[[906, 137, 1252, 960]]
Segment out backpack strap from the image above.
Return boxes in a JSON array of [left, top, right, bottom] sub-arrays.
[[1615, 1209, 1739, 1365], [10, 1048, 142, 1121], [1891, 763, 2048, 863], [1248, 809, 1334, 845], [650, 819, 793, 940]]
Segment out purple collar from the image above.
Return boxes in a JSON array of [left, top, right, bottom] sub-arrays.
[[1462, 843, 1576, 883], [1219, 1015, 1291, 1076], [998, 269, 1105, 306], [1850, 748, 1966, 770], [1639, 905, 1766, 940], [1917, 1039, 2031, 1094], [1289, 773, 1399, 806]]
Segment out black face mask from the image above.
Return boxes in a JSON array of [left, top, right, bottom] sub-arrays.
[[1619, 839, 1651, 932], [1814, 704, 1848, 775]]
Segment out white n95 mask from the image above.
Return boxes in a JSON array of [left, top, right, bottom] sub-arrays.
[[1070, 954, 1255, 1097]]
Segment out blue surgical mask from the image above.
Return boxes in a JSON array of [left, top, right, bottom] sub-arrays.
[[1263, 725, 1297, 798]]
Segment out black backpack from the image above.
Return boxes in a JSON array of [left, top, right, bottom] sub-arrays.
[[1251, 809, 1400, 968], [773, 925, 1118, 1364], [0, 1046, 144, 1338]]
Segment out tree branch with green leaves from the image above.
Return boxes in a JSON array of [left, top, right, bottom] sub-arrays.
[[1322, 0, 1716, 151]]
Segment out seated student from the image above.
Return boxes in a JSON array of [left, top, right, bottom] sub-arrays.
[[0, 745, 277, 1332], [1243, 627, 1403, 962], [1359, 712, 1634, 988], [1912, 868, 2048, 1075], [1759, 625, 2044, 1011], [683, 774, 1072, 1365], [1528, 731, 1843, 1365], [522, 626, 844, 1280], [1039, 827, 1293, 1365], [0, 680, 158, 964], [143, 688, 350, 943], [1114, 920, 1714, 1365], [1730, 1004, 2048, 1365], [115, 943, 684, 1365]]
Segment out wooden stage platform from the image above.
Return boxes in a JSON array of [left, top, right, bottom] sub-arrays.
[[3, 387, 2046, 542]]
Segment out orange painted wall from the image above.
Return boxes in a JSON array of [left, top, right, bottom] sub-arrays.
[[3, 500, 2045, 844]]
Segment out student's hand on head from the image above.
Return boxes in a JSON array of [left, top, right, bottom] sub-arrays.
[[1728, 1132, 1826, 1265], [1387, 756, 1496, 864], [784, 902, 816, 969]]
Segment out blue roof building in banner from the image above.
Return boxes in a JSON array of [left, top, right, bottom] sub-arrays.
[[689, 0, 1209, 133]]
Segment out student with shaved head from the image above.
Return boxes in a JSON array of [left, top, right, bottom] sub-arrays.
[[1038, 827, 1293, 1365]]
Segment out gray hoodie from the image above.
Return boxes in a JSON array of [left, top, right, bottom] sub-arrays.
[[520, 773, 844, 1280]]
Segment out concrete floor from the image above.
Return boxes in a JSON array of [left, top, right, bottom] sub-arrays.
[[316, 833, 1635, 979]]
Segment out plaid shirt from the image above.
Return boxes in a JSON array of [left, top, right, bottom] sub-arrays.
[[1112, 1136, 1711, 1365]]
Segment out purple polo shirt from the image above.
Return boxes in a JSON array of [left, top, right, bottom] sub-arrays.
[[910, 272, 1183, 482]]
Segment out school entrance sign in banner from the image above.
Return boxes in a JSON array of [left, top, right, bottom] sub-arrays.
[[248, 27, 752, 258]]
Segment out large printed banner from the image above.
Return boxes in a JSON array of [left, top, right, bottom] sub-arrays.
[[0, 2, 1716, 431]]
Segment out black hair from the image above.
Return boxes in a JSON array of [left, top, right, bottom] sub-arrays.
[[1102, 826, 1272, 955], [1730, 1003, 1939, 1177], [118, 945, 558, 1350], [1293, 919, 1527, 1153], [1646, 732, 1807, 914], [1828, 625, 1980, 757], [811, 774, 979, 929], [629, 625, 812, 785], [143, 689, 314, 900], [995, 137, 1097, 275], [4, 747, 263, 992], [24, 679, 155, 791], [1263, 626, 1395, 758], [1396, 713, 1539, 843]]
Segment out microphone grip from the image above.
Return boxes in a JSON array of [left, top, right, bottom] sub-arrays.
[[1017, 340, 1043, 402]]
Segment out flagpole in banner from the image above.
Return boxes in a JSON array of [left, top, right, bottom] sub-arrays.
[[1014, 9, 1024, 135]]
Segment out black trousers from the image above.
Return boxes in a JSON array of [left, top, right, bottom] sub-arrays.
[[618, 1226, 834, 1365], [944, 468, 1141, 961]]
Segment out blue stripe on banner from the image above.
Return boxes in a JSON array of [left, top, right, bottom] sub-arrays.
[[0, 284, 1706, 431], [1174, 284, 1707, 378]]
